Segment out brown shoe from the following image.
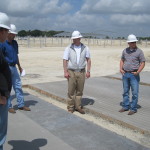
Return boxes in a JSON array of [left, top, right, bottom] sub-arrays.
[[68, 109, 74, 113], [128, 111, 136, 115], [76, 108, 85, 114], [18, 106, 31, 111], [119, 108, 128, 113], [8, 108, 16, 114]]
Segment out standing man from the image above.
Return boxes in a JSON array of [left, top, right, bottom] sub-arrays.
[[2, 24, 30, 113], [63, 31, 91, 114], [0, 12, 12, 150], [119, 34, 145, 115]]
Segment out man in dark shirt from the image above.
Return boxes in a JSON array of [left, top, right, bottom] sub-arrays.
[[119, 34, 145, 115], [0, 12, 12, 150], [2, 24, 30, 113]]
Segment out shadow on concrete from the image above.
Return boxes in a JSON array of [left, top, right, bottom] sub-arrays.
[[8, 138, 47, 150], [13, 100, 38, 110], [82, 98, 95, 106], [120, 102, 142, 109], [24, 100, 38, 107]]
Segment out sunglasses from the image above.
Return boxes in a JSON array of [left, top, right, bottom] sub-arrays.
[[129, 42, 136, 44]]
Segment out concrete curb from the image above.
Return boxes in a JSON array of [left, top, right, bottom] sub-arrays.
[[23, 84, 150, 136]]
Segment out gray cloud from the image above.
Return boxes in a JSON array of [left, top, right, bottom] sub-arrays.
[[0, 0, 71, 17], [111, 14, 150, 25], [1, 0, 150, 37], [81, 0, 150, 15]]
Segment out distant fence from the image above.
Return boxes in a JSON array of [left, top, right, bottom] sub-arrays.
[[16, 37, 150, 48]]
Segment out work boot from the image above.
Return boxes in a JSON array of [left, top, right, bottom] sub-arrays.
[[68, 109, 74, 113], [128, 111, 136, 115], [8, 108, 16, 114], [119, 108, 128, 113], [76, 107, 85, 114], [67, 106, 74, 113], [18, 106, 31, 111]]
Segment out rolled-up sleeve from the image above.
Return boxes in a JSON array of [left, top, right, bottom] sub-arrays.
[[63, 47, 69, 60], [139, 51, 146, 62], [86, 46, 91, 58]]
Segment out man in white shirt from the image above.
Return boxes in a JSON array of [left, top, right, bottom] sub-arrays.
[[63, 31, 91, 114]]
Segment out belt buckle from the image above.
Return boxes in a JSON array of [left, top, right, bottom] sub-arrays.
[[74, 69, 81, 72]]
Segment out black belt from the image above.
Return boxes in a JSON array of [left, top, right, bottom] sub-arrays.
[[124, 69, 138, 73], [9, 64, 16, 66], [69, 69, 85, 72]]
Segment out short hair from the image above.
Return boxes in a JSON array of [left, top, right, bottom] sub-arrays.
[[0, 27, 8, 31]]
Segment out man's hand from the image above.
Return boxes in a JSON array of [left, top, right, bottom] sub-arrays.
[[64, 71, 70, 79], [0, 96, 7, 105], [131, 71, 139, 75], [18, 66, 23, 74], [86, 72, 90, 78], [120, 69, 125, 75]]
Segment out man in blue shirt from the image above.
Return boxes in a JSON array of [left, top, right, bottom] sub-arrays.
[[2, 24, 30, 113], [0, 12, 12, 150]]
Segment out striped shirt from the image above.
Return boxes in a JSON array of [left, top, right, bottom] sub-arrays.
[[121, 47, 145, 71]]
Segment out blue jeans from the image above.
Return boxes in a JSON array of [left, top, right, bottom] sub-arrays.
[[8, 66, 24, 108], [0, 102, 8, 150], [122, 73, 140, 112]]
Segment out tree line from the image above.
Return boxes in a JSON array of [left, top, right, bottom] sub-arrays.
[[18, 30, 64, 37], [18, 30, 150, 40]]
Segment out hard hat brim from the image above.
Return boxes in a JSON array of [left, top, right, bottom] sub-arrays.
[[127, 39, 138, 43], [9, 30, 17, 34], [71, 35, 83, 40], [0, 24, 10, 30]]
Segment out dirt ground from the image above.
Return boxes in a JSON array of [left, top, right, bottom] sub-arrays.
[[19, 44, 150, 85]]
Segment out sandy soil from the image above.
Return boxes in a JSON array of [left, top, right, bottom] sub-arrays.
[[19, 45, 150, 85]]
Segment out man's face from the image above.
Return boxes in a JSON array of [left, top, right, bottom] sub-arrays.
[[73, 38, 81, 45], [128, 42, 137, 49], [7, 33, 16, 41], [1, 29, 9, 42]]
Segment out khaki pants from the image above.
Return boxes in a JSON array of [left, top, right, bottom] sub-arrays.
[[67, 69, 85, 110]]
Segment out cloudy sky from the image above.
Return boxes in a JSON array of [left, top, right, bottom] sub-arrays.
[[1, 0, 150, 37]]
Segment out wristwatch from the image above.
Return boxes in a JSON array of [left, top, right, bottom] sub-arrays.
[[87, 70, 90, 73]]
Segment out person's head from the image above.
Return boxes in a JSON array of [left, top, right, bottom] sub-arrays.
[[7, 24, 17, 41], [127, 34, 138, 49], [71, 31, 83, 46], [0, 12, 10, 42]]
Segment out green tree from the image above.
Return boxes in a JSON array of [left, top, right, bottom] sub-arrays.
[[18, 30, 27, 37], [30, 30, 42, 37]]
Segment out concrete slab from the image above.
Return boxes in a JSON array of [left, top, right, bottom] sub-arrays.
[[4, 106, 75, 150], [5, 92, 149, 150], [25, 71, 150, 134]]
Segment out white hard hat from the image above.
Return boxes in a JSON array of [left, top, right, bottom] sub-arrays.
[[0, 12, 10, 30], [127, 34, 138, 43], [71, 30, 83, 39], [9, 24, 17, 34]]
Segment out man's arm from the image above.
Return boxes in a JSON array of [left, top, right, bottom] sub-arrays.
[[133, 62, 145, 75], [120, 59, 125, 75], [86, 58, 91, 78], [138, 62, 145, 73], [0, 50, 12, 94], [0, 51, 12, 104], [17, 55, 23, 73], [63, 59, 70, 79]]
